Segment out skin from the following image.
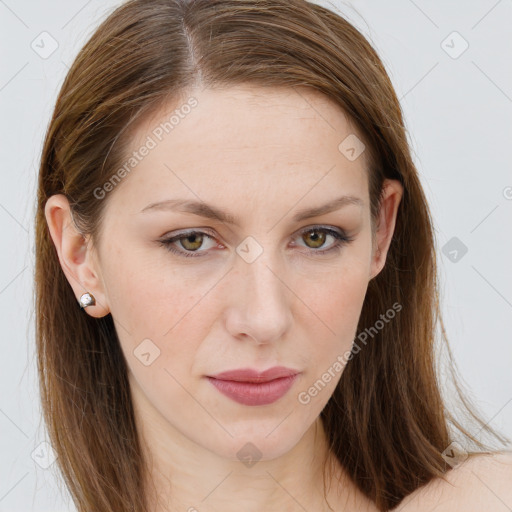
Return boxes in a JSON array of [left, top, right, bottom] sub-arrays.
[[45, 84, 407, 511], [396, 451, 512, 511]]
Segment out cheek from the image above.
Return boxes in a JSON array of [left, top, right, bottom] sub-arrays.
[[302, 258, 370, 375], [102, 239, 206, 333], [104, 260, 228, 390], [294, 264, 369, 409], [307, 257, 370, 337], [107, 265, 216, 420]]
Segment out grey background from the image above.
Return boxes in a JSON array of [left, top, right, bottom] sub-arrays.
[[1, 0, 511, 510]]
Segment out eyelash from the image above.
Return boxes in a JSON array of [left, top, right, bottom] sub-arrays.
[[158, 226, 354, 259]]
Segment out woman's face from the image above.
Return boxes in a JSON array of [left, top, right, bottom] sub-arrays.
[[77, 85, 401, 461]]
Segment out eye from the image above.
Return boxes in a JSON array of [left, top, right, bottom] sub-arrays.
[[158, 226, 354, 258], [159, 230, 219, 258], [292, 226, 353, 255]]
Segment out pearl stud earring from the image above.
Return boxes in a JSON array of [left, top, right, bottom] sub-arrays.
[[79, 292, 96, 309]]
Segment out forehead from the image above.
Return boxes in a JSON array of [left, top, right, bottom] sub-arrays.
[[106, 85, 370, 218], [133, 84, 363, 151]]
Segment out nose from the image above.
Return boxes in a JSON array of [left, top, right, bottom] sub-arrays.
[[224, 250, 293, 345]]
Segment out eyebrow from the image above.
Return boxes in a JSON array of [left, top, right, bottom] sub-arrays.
[[140, 195, 363, 225]]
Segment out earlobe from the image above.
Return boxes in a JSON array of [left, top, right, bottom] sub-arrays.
[[369, 179, 403, 280], [44, 194, 110, 318]]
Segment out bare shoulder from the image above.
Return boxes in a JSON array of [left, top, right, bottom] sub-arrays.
[[394, 451, 512, 512]]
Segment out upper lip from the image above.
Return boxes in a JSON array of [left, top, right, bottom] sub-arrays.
[[208, 366, 300, 383]]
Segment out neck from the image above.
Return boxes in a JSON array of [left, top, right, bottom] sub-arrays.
[[130, 377, 358, 512]]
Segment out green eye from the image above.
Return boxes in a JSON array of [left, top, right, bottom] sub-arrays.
[[160, 230, 216, 258], [294, 226, 352, 254]]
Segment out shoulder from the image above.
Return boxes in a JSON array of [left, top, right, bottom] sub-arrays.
[[395, 451, 512, 512]]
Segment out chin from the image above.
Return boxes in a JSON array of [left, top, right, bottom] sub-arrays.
[[199, 415, 313, 464]]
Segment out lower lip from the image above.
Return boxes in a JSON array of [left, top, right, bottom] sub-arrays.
[[206, 375, 298, 406]]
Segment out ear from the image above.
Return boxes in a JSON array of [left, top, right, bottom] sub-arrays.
[[44, 194, 110, 318], [369, 179, 403, 280]]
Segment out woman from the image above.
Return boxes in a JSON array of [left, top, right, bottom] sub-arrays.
[[35, 0, 512, 510]]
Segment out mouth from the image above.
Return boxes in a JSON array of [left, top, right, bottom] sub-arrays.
[[206, 366, 300, 406]]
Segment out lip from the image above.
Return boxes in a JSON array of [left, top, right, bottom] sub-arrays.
[[206, 366, 300, 406]]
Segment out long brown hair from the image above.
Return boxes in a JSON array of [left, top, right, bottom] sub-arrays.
[[34, 0, 509, 510]]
